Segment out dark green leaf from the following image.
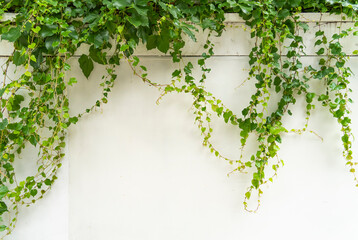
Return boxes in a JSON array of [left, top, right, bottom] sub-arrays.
[[89, 46, 107, 65], [83, 13, 99, 23], [30, 189, 38, 197], [113, 0, 132, 9], [134, 0, 148, 6], [316, 48, 325, 55], [13, 51, 26, 66], [0, 202, 7, 215], [0, 186, 8, 200], [157, 38, 169, 53], [306, 92, 316, 103], [273, 0, 286, 8], [278, 9, 290, 19], [44, 179, 52, 186], [0, 88, 5, 97], [0, 118, 8, 130], [288, 0, 301, 7], [133, 5, 148, 16], [315, 30, 324, 37], [44, 35, 60, 52], [1, 27, 21, 42], [181, 26, 196, 41], [29, 135, 38, 146], [238, 3, 253, 14], [127, 12, 149, 27], [146, 35, 157, 50], [79, 55, 94, 79], [39, 24, 57, 38]]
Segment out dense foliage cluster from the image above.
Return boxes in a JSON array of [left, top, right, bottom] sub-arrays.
[[0, 0, 358, 237]]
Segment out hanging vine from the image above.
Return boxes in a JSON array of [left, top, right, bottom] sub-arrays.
[[0, 0, 358, 237]]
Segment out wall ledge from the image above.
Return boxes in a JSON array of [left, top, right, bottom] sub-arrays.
[[1, 12, 354, 23]]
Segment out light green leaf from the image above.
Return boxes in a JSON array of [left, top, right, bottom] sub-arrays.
[[0, 186, 8, 200]]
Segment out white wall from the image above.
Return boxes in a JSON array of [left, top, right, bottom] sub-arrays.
[[1, 13, 358, 240]]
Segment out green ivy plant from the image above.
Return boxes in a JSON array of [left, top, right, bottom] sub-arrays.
[[0, 0, 358, 237]]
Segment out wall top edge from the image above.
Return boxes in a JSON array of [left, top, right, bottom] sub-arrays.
[[224, 12, 354, 23], [1, 12, 354, 23]]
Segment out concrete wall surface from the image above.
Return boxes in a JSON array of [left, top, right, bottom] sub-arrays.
[[1, 13, 358, 240]]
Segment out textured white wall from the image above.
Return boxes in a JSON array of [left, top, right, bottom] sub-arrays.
[[1, 13, 358, 240]]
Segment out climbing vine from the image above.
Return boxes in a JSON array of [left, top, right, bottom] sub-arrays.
[[0, 0, 358, 237]]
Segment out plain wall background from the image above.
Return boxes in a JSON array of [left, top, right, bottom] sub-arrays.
[[0, 13, 358, 240]]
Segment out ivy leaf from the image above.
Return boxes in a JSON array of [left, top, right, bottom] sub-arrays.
[[316, 48, 325, 55], [273, 0, 286, 8], [79, 55, 94, 79], [133, 0, 148, 6], [288, 0, 301, 7], [278, 9, 290, 19], [1, 27, 21, 42], [0, 88, 5, 98], [113, 0, 132, 9], [30, 48, 44, 69], [181, 26, 196, 41], [223, 111, 233, 123], [168, 6, 181, 18], [30, 189, 38, 197], [157, 30, 170, 53], [330, 43, 342, 55], [43, 0, 58, 6], [245, 191, 251, 200], [237, 3, 253, 14], [342, 134, 349, 143], [133, 5, 148, 16], [29, 135, 38, 146], [89, 46, 107, 65], [127, 12, 149, 27], [0, 118, 8, 130], [13, 51, 26, 66], [318, 94, 329, 101], [146, 35, 157, 50], [202, 19, 216, 30], [269, 125, 287, 135], [251, 179, 259, 189], [158, 40, 169, 53], [88, 31, 109, 48], [0, 186, 8, 200], [298, 22, 309, 33], [39, 24, 57, 38], [0, 202, 7, 215], [44, 179, 52, 186], [0, 225, 6, 232], [315, 30, 324, 37], [306, 92, 316, 103], [44, 35, 60, 52], [336, 61, 344, 68], [83, 13, 99, 23]]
